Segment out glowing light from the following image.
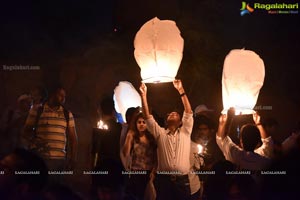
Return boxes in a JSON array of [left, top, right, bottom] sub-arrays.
[[134, 17, 184, 83], [114, 81, 142, 123], [197, 144, 204, 154], [97, 120, 108, 130], [222, 49, 265, 115]]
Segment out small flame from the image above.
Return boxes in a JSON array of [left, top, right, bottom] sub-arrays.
[[97, 120, 108, 130], [197, 144, 204, 154]]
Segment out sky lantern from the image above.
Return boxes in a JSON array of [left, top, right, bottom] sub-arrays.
[[222, 49, 265, 115], [134, 17, 184, 83], [113, 81, 142, 123]]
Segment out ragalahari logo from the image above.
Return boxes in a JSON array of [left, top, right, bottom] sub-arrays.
[[240, 2, 254, 16]]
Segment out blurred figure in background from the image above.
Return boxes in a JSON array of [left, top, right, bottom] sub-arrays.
[[30, 86, 48, 109], [0, 148, 48, 200], [0, 94, 32, 158], [23, 85, 78, 178], [91, 96, 122, 169]]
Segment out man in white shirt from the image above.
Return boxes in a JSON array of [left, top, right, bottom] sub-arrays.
[[140, 79, 193, 200], [216, 111, 273, 171]]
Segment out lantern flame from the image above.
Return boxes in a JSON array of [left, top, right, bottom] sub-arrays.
[[97, 120, 108, 130]]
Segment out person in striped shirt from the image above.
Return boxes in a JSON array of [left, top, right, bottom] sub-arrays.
[[23, 85, 78, 172]]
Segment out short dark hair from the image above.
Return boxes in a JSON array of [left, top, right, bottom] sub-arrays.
[[191, 115, 215, 141], [194, 115, 215, 130], [240, 124, 261, 152], [125, 107, 139, 124], [48, 84, 65, 97]]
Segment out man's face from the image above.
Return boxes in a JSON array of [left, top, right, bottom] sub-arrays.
[[193, 124, 212, 143], [54, 89, 66, 105], [167, 112, 181, 125], [197, 124, 210, 137]]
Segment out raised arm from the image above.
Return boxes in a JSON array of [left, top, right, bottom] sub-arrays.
[[253, 112, 268, 139], [217, 114, 228, 139], [139, 83, 151, 119], [173, 79, 192, 114]]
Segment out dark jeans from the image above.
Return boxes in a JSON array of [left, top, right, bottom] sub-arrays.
[[154, 174, 191, 200], [125, 171, 151, 200], [45, 158, 67, 184]]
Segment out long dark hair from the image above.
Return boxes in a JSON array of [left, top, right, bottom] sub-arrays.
[[129, 112, 156, 148]]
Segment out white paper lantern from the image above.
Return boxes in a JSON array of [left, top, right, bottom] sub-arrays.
[[134, 17, 184, 83], [113, 81, 142, 122], [222, 49, 265, 115]]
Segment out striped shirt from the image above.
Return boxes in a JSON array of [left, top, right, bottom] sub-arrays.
[[25, 103, 75, 159]]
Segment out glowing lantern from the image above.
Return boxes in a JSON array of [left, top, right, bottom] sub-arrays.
[[114, 81, 142, 123], [134, 17, 184, 83], [222, 49, 265, 115]]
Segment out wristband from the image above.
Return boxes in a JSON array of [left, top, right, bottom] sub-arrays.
[[180, 93, 186, 97]]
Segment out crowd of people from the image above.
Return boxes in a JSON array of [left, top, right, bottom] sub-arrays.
[[1, 80, 300, 200]]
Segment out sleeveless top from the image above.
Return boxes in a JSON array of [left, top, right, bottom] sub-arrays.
[[131, 139, 156, 171]]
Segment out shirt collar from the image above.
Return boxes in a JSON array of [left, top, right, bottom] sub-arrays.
[[44, 102, 63, 112], [167, 127, 180, 135]]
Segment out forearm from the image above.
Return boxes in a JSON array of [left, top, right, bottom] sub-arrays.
[[122, 132, 133, 157], [217, 124, 226, 139], [141, 94, 151, 119], [257, 124, 268, 139], [178, 88, 192, 114]]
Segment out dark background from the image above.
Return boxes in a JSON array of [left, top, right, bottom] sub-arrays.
[[0, 0, 299, 194]]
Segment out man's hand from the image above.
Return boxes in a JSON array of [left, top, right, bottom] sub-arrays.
[[253, 111, 268, 139], [219, 114, 228, 126], [217, 114, 228, 139], [253, 112, 261, 125], [173, 79, 183, 92], [139, 82, 147, 96]]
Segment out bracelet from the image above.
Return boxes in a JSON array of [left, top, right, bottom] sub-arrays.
[[256, 123, 262, 126], [180, 92, 186, 97]]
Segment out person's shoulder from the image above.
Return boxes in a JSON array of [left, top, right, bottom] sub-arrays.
[[27, 104, 43, 114], [107, 119, 122, 128], [31, 103, 43, 110]]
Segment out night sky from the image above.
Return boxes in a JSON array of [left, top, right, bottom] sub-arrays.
[[1, 0, 299, 137]]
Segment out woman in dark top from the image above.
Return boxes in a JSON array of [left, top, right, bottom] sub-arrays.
[[123, 112, 157, 200]]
